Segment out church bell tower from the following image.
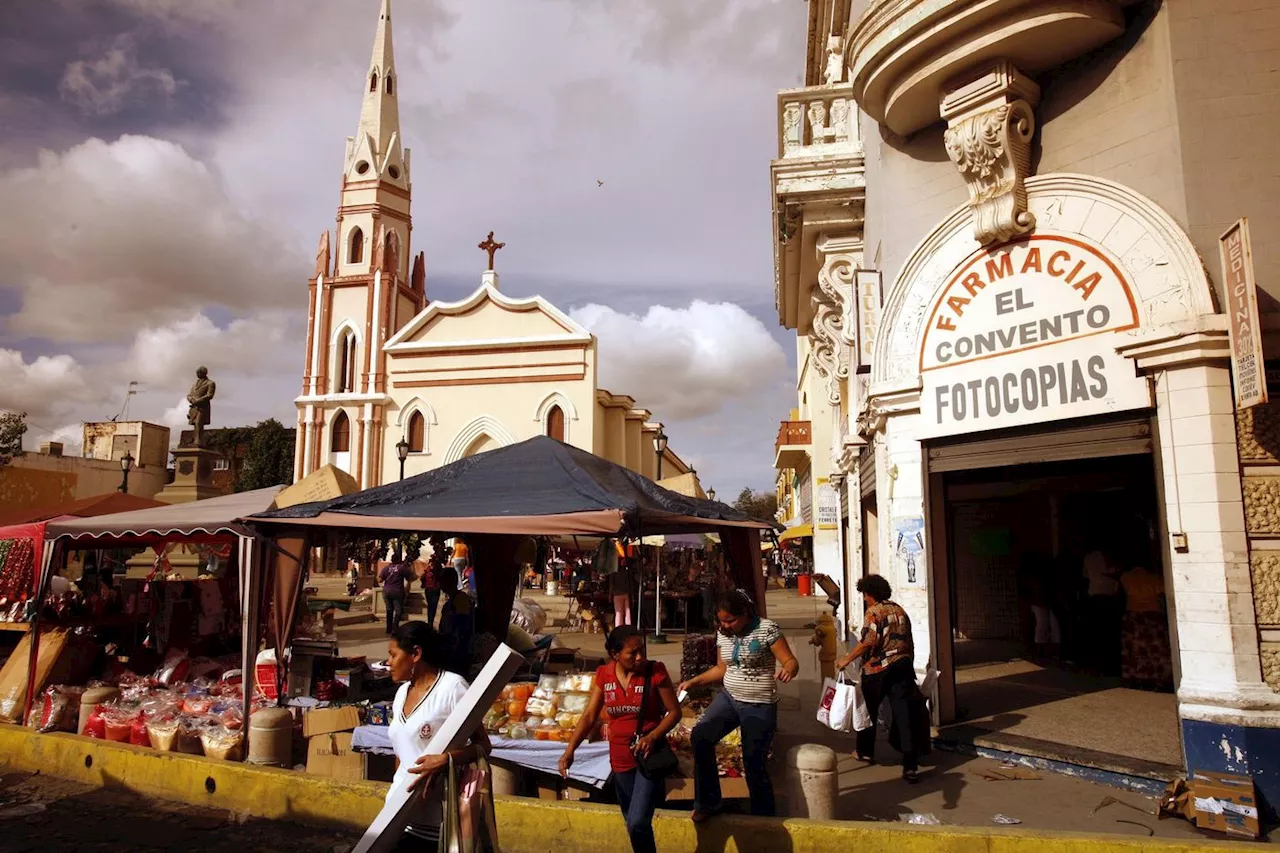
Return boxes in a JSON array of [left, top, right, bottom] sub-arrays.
[[297, 0, 427, 487]]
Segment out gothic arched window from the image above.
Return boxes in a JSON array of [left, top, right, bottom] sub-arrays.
[[385, 75, 394, 95], [370, 72, 378, 92], [546, 406, 565, 442], [331, 411, 351, 452], [349, 227, 364, 264], [407, 411, 425, 452], [335, 331, 357, 393]]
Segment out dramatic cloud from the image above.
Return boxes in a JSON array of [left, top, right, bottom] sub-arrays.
[[0, 135, 305, 343], [59, 35, 181, 116], [571, 301, 787, 421]]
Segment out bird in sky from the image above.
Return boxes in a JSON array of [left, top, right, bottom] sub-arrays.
[[597, 180, 605, 187]]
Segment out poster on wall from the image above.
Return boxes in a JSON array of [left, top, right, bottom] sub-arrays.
[[816, 481, 839, 530], [917, 234, 1153, 439], [892, 516, 925, 587]]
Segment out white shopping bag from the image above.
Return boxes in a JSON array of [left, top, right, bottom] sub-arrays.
[[850, 677, 872, 732], [817, 673, 858, 733]]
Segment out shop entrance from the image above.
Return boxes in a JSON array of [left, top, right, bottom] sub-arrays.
[[929, 437, 1181, 775]]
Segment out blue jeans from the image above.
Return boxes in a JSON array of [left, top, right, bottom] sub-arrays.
[[691, 690, 777, 817], [614, 769, 664, 853], [425, 588, 441, 627], [383, 592, 405, 634]]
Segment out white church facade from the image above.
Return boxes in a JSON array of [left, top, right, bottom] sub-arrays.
[[293, 0, 692, 489]]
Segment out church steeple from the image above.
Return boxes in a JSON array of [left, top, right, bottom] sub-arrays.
[[345, 0, 408, 189]]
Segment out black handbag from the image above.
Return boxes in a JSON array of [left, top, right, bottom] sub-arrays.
[[631, 664, 678, 779]]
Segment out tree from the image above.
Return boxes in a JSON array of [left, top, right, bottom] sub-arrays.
[[236, 419, 296, 492], [0, 411, 28, 467], [733, 487, 778, 523]]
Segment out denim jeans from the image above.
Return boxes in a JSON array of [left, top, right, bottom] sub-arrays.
[[691, 690, 777, 817], [425, 588, 441, 627], [384, 592, 405, 634], [614, 769, 664, 853]]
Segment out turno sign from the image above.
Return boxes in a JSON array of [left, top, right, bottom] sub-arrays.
[[918, 234, 1152, 438]]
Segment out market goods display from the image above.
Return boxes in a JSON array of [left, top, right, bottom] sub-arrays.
[[483, 675, 592, 742], [33, 655, 266, 762]]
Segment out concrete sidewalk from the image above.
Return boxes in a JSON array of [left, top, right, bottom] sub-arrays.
[[322, 581, 1255, 842]]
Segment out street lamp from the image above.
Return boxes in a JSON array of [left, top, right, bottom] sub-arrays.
[[708, 487, 716, 502], [652, 427, 668, 480], [395, 438, 410, 481], [118, 451, 134, 494]]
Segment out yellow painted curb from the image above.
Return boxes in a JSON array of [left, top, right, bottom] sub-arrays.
[[0, 727, 1256, 852]]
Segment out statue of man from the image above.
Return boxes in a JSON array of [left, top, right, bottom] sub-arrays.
[[187, 366, 216, 447]]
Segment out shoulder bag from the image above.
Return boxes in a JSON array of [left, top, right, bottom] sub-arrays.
[[631, 664, 678, 779]]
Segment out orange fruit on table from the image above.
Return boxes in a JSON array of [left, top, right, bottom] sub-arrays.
[[507, 699, 527, 718]]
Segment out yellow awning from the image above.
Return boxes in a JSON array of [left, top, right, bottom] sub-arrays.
[[778, 524, 813, 543]]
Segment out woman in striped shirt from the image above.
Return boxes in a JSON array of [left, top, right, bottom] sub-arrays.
[[677, 590, 799, 821]]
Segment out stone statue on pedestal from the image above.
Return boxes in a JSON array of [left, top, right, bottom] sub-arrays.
[[187, 366, 216, 447]]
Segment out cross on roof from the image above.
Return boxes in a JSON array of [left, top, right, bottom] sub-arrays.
[[478, 231, 505, 271]]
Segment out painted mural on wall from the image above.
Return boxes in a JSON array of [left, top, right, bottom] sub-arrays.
[[893, 516, 926, 587]]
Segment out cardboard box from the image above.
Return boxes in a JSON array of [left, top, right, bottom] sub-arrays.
[[303, 705, 362, 738], [307, 732, 365, 781], [1190, 771, 1260, 839]]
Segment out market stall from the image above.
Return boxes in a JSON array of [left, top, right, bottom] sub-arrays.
[[0, 488, 287, 754], [243, 436, 771, 793]]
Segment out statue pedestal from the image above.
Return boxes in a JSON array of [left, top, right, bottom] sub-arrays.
[[155, 446, 222, 505]]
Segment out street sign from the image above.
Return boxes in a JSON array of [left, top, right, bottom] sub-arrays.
[[1220, 218, 1267, 410], [816, 481, 839, 530]]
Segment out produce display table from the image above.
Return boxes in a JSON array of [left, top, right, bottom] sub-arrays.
[[351, 726, 613, 788]]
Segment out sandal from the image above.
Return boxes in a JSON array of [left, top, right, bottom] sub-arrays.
[[854, 753, 875, 764], [903, 769, 921, 784]]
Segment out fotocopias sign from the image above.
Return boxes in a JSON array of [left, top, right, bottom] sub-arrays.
[[918, 234, 1152, 438]]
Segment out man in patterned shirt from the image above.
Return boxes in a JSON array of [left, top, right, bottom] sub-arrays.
[[836, 574, 922, 782]]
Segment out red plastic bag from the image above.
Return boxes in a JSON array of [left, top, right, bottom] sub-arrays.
[[130, 716, 151, 747], [83, 707, 107, 739]]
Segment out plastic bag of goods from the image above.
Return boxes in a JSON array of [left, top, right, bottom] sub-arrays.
[[29, 685, 85, 733], [200, 725, 243, 761], [182, 693, 214, 716], [254, 649, 287, 702], [82, 705, 108, 739], [175, 717, 208, 755], [100, 704, 137, 743], [130, 716, 152, 747], [140, 693, 181, 721], [155, 649, 191, 687], [147, 715, 180, 751]]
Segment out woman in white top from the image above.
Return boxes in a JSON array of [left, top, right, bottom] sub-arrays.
[[386, 621, 492, 851]]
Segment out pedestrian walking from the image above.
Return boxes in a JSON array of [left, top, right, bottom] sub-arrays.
[[437, 568, 475, 673], [380, 550, 413, 635], [835, 574, 922, 782], [385, 621, 496, 850], [423, 536, 446, 628], [677, 590, 799, 820], [560, 626, 680, 853]]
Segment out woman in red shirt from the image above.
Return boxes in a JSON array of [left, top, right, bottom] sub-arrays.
[[559, 626, 680, 853]]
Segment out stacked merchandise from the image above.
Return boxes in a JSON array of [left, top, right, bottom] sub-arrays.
[[680, 634, 716, 699], [482, 673, 595, 742], [34, 650, 263, 761]]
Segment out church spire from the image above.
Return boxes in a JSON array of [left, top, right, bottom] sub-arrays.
[[345, 0, 407, 187]]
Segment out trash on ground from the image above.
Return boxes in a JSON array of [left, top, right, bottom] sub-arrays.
[[991, 814, 1022, 825], [1114, 819, 1154, 836], [903, 813, 941, 825], [978, 764, 1041, 781], [0, 803, 48, 820], [1092, 794, 1155, 817]]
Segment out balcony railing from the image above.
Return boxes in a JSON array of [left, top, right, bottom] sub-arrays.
[[778, 84, 858, 159], [775, 420, 812, 455]]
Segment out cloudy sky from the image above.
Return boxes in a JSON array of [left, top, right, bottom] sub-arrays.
[[0, 0, 807, 495]]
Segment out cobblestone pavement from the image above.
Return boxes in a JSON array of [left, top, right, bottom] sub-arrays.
[[0, 770, 359, 852]]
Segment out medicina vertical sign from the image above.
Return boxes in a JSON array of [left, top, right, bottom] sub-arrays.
[[918, 234, 1152, 438], [1220, 219, 1267, 410]]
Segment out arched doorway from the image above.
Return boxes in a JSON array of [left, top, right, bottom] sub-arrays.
[[330, 410, 352, 473], [546, 405, 565, 442]]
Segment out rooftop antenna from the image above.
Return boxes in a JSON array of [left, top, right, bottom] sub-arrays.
[[114, 381, 139, 422]]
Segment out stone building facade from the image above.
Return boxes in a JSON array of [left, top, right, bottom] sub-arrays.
[[774, 0, 1280, 810]]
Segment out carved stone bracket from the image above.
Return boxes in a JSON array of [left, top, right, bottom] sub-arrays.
[[941, 62, 1040, 247], [809, 249, 857, 405]]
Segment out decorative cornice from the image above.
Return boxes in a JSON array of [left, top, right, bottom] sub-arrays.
[[941, 62, 1039, 247]]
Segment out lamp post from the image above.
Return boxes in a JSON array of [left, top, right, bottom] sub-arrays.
[[396, 438, 410, 481], [118, 451, 134, 494], [653, 427, 668, 481], [708, 487, 716, 502]]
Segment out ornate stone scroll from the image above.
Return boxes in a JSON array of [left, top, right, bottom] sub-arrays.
[[941, 62, 1040, 247]]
